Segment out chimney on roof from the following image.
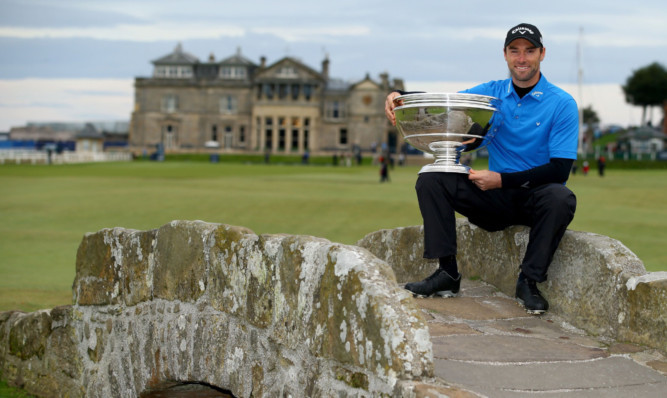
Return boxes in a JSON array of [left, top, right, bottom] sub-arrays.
[[209, 53, 215, 62], [393, 78, 405, 91], [322, 54, 330, 80], [260, 56, 266, 69], [380, 72, 389, 90]]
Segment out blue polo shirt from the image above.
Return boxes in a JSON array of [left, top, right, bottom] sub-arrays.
[[461, 74, 579, 173]]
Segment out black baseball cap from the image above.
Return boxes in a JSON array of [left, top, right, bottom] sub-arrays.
[[504, 23, 543, 48]]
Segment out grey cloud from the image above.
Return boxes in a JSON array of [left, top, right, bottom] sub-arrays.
[[0, 101, 70, 108], [0, 0, 662, 132], [0, 17, 663, 85], [65, 90, 130, 96], [0, 0, 145, 28]]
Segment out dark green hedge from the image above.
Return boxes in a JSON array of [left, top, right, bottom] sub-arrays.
[[161, 153, 373, 166], [576, 158, 667, 170]]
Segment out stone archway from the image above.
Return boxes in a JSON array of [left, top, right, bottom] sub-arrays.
[[0, 221, 431, 397], [140, 381, 234, 397]]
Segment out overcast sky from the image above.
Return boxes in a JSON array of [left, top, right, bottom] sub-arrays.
[[1, 0, 666, 130]]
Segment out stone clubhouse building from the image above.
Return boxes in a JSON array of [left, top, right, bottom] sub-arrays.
[[129, 44, 405, 155]]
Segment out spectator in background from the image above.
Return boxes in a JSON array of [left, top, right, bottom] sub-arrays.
[[380, 157, 390, 182], [597, 156, 606, 177]]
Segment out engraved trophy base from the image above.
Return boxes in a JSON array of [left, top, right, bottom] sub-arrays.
[[419, 162, 470, 174], [419, 140, 473, 174]]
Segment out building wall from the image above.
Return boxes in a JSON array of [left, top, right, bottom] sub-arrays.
[[347, 81, 395, 150], [9, 126, 77, 142], [131, 79, 255, 151], [129, 52, 403, 155]]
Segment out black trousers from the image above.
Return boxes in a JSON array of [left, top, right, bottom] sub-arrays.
[[415, 172, 576, 282]]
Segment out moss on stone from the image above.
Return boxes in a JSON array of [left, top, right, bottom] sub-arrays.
[[335, 367, 369, 390], [8, 311, 51, 360]]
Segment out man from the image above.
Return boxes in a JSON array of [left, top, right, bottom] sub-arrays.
[[384, 23, 578, 314]]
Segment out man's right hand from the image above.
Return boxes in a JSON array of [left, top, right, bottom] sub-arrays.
[[384, 92, 402, 126]]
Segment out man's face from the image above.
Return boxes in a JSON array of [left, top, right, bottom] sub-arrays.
[[503, 38, 545, 88]]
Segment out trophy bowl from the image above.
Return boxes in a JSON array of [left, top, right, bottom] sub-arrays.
[[394, 93, 502, 173]]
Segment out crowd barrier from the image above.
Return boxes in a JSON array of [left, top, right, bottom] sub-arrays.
[[0, 150, 132, 164]]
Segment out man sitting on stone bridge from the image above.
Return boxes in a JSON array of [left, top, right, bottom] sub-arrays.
[[384, 23, 579, 314]]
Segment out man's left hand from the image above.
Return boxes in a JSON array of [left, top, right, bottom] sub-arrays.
[[469, 169, 502, 191]]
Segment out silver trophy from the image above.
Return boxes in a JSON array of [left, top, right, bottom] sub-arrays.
[[394, 93, 501, 174]]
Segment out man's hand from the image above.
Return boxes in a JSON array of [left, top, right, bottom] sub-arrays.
[[384, 92, 402, 126], [469, 169, 502, 191]]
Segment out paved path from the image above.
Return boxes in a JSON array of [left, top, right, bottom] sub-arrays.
[[411, 279, 667, 397]]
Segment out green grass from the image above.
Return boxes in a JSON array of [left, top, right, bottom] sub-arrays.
[[0, 380, 36, 397], [566, 168, 667, 270], [0, 160, 665, 313]]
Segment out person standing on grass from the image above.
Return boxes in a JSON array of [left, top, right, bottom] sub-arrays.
[[384, 23, 578, 314], [380, 157, 390, 183], [597, 156, 606, 177]]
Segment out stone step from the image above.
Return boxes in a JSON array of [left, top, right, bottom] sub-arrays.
[[434, 357, 667, 397], [412, 279, 667, 397]]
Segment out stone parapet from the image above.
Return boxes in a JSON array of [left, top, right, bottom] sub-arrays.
[[1, 221, 432, 397], [2, 219, 665, 397], [357, 219, 667, 354]]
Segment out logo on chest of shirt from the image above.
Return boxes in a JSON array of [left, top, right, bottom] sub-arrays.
[[531, 91, 543, 126]]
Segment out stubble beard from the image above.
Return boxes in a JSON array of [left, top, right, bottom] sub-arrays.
[[509, 64, 540, 87]]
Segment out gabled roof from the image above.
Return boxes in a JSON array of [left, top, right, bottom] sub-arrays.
[[349, 73, 381, 90], [76, 123, 104, 139], [256, 57, 323, 81], [152, 43, 199, 65], [220, 47, 256, 66]]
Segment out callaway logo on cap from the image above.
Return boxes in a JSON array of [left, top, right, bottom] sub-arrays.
[[504, 23, 543, 48]]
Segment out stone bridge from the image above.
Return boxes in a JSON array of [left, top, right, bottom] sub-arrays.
[[0, 219, 665, 397]]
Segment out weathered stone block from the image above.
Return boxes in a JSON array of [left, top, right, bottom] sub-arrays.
[[9, 310, 51, 360], [74, 231, 120, 305], [624, 274, 667, 352], [0, 306, 83, 398], [543, 230, 646, 338], [120, 230, 157, 306], [152, 220, 217, 302], [357, 219, 667, 354], [206, 223, 434, 385], [73, 227, 156, 306], [207, 224, 257, 318], [355, 225, 434, 283]]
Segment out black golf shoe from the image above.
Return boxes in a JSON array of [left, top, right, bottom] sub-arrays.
[[515, 276, 549, 315], [404, 269, 461, 298]]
